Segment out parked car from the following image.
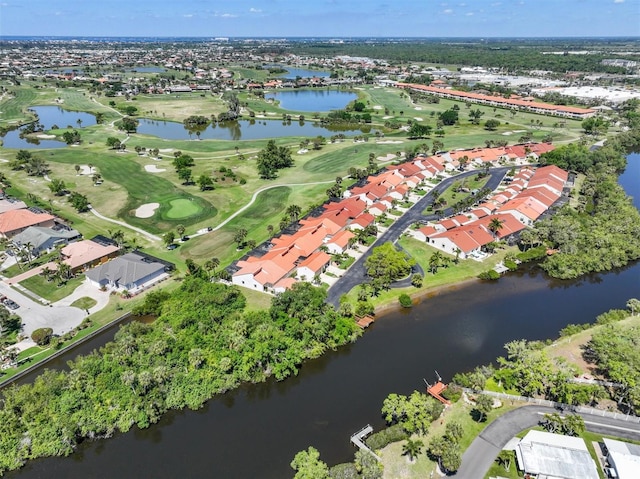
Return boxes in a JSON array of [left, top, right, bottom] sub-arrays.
[[166, 243, 178, 250], [3, 299, 19, 310]]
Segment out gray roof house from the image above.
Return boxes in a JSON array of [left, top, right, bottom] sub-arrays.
[[85, 252, 168, 292], [12, 225, 81, 256]]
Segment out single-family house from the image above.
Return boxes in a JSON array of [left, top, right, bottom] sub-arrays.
[[85, 252, 169, 292], [0, 198, 27, 214], [325, 229, 355, 254], [0, 209, 56, 239], [60, 239, 120, 272], [12, 225, 81, 256]]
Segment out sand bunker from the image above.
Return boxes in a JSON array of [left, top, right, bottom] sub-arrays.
[[297, 148, 309, 154], [373, 105, 383, 110], [135, 202, 159, 218], [377, 153, 397, 161], [376, 140, 404, 144], [414, 117, 423, 121], [145, 164, 166, 173], [159, 148, 174, 153], [382, 115, 393, 119], [79, 165, 96, 175], [37, 134, 56, 139], [414, 106, 423, 110]]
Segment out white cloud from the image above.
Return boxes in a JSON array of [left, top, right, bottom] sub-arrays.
[[183, 14, 193, 18], [613, 0, 624, 3], [249, 8, 262, 13], [466, 12, 474, 16], [443, 8, 453, 14], [216, 13, 237, 18]]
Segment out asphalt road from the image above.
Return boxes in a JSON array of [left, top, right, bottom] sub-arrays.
[[454, 405, 640, 479], [326, 167, 510, 307]]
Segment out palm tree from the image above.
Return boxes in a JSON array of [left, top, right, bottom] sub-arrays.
[[488, 217, 504, 237], [74, 164, 81, 175], [429, 251, 443, 274], [402, 439, 424, 462], [286, 204, 302, 223]]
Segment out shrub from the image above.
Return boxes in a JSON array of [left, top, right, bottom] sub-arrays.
[[399, 293, 413, 308], [595, 309, 628, 325], [559, 323, 591, 337], [31, 327, 53, 346], [503, 259, 518, 271], [365, 424, 409, 450], [478, 270, 500, 280], [329, 463, 358, 479], [516, 245, 547, 262], [355, 301, 374, 317], [441, 384, 462, 403]]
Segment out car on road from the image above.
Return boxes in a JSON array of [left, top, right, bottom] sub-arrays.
[[3, 299, 19, 310]]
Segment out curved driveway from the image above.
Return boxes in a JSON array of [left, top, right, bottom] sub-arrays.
[[455, 405, 640, 479], [326, 167, 510, 306]]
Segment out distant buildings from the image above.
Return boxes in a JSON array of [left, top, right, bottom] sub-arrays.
[[396, 82, 596, 119]]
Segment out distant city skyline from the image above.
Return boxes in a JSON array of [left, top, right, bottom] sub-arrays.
[[1, 0, 639, 38]]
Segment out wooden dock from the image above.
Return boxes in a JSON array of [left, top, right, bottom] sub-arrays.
[[356, 315, 375, 329], [350, 424, 381, 461]]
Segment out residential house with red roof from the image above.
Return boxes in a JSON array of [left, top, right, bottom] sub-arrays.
[[0, 209, 56, 239]]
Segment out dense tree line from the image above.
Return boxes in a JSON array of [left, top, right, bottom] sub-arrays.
[[289, 40, 632, 74], [529, 131, 640, 279], [0, 280, 360, 474]]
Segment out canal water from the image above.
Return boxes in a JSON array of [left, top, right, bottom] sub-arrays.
[[7, 155, 640, 478]]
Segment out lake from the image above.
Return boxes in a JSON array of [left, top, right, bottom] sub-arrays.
[[136, 117, 371, 141], [0, 106, 96, 150], [265, 90, 358, 112], [6, 156, 640, 479]]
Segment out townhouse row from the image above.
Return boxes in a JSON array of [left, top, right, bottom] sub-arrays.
[[231, 142, 559, 294], [415, 164, 569, 259]]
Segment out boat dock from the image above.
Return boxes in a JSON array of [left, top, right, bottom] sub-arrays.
[[350, 424, 381, 461]]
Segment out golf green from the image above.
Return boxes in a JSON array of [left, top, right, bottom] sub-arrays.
[[166, 198, 202, 219]]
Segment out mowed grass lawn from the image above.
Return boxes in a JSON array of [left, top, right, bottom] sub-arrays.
[[19, 274, 85, 302], [342, 237, 515, 308]]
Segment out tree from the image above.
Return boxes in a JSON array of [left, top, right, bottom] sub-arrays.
[[440, 442, 461, 473], [119, 117, 138, 133], [411, 273, 423, 288], [407, 123, 432, 139], [256, 140, 294, 179], [488, 217, 504, 236], [474, 394, 493, 422], [106, 137, 121, 149], [497, 450, 513, 472], [31, 327, 53, 346], [68, 191, 89, 212], [197, 174, 214, 191], [439, 109, 458, 126], [627, 298, 640, 316], [290, 447, 330, 479], [582, 117, 608, 136], [286, 204, 302, 223], [365, 243, 416, 291], [47, 178, 66, 196], [177, 167, 192, 184], [163, 231, 175, 247], [176, 224, 186, 240], [484, 119, 501, 131], [469, 108, 484, 125], [234, 228, 247, 249], [402, 438, 424, 462], [108, 229, 126, 248]]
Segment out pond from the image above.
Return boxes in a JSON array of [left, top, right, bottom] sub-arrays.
[[263, 65, 331, 79], [265, 89, 358, 112], [0, 106, 96, 150], [136, 117, 372, 141]]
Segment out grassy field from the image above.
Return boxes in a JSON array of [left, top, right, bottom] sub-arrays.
[[19, 275, 85, 302]]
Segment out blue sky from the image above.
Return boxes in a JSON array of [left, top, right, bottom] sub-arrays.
[[1, 0, 639, 38]]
